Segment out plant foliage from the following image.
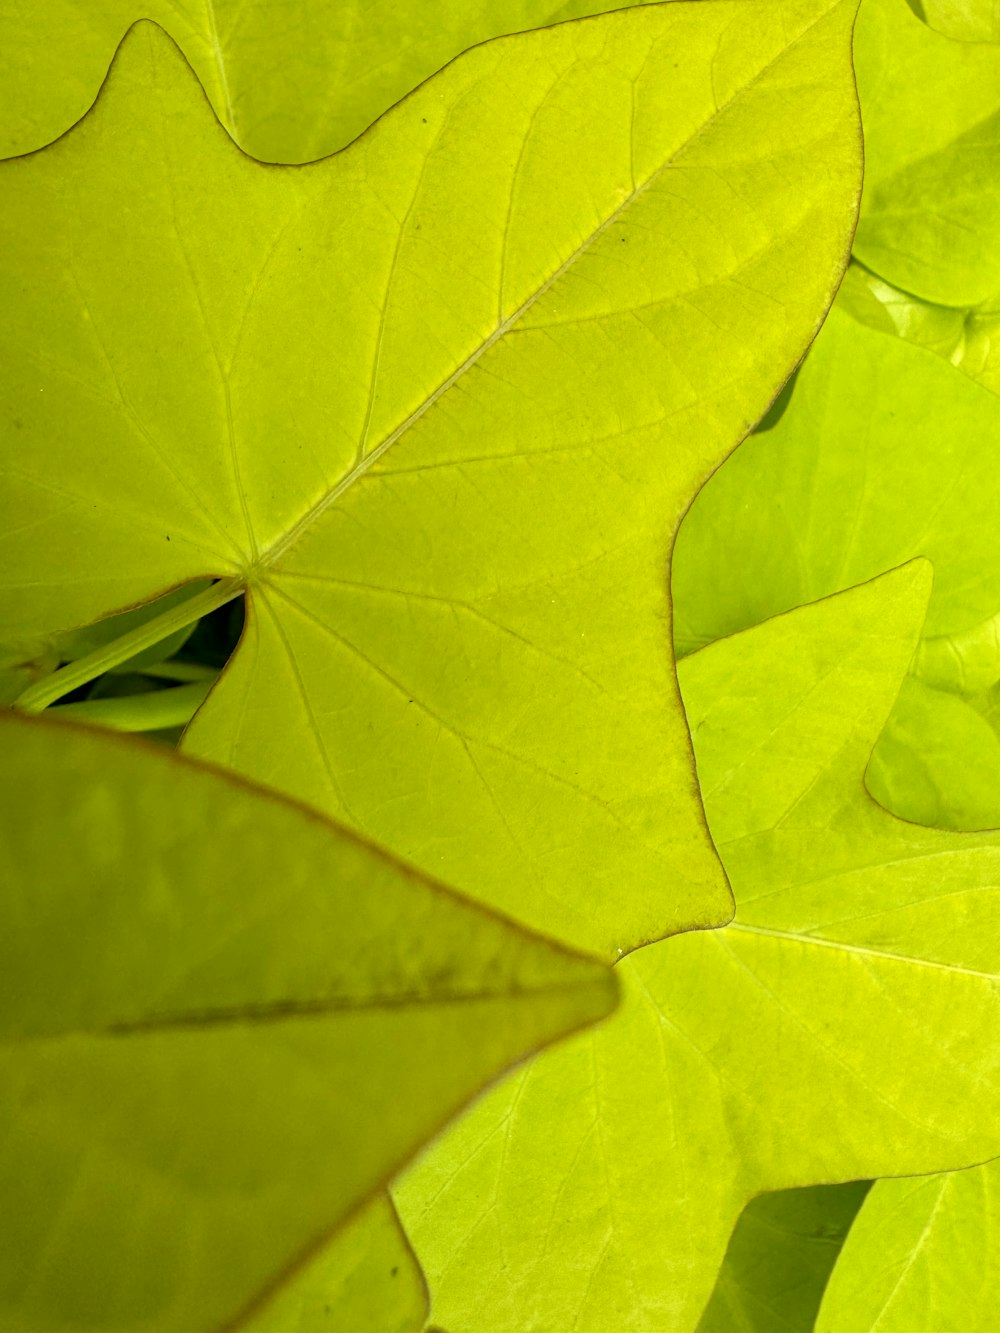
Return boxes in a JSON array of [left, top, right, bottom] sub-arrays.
[[3, 0, 999, 1328]]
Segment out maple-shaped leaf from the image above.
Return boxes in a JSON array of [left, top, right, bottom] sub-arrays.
[[0, 0, 667, 163], [0, 711, 614, 1333], [0, 4, 861, 956], [673, 304, 1000, 831], [817, 1156, 1000, 1332], [396, 561, 1000, 1332]]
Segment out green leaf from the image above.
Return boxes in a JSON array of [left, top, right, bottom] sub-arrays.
[[51, 579, 211, 667], [696, 1183, 870, 1333], [905, 0, 1000, 41], [853, 0, 1000, 305], [50, 679, 212, 732], [396, 562, 1000, 1331], [0, 2, 862, 956], [0, 0, 663, 163], [817, 1160, 1000, 1332], [673, 306, 1000, 829], [246, 1195, 426, 1333], [0, 582, 210, 708], [836, 262, 1000, 399], [0, 712, 615, 1333]]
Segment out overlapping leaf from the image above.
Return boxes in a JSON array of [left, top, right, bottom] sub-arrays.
[[696, 1183, 870, 1333], [1, 1, 862, 955], [904, 0, 1000, 43], [837, 262, 1000, 399], [0, 712, 614, 1333], [246, 1196, 426, 1333], [674, 305, 1000, 829], [853, 0, 1000, 305], [0, 0, 667, 163], [817, 1158, 1000, 1331], [396, 563, 1000, 1332]]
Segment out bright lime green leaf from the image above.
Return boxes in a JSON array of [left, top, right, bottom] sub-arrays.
[[0, 582, 209, 709], [0, 0, 667, 163], [398, 563, 1000, 1331], [0, 712, 614, 1333], [247, 1195, 426, 1333], [696, 1183, 870, 1333], [51, 580, 210, 666], [854, 0, 1000, 306], [673, 306, 1000, 829], [906, 0, 1000, 41], [817, 1160, 1000, 1332], [50, 678, 212, 732], [838, 262, 1000, 398], [0, 3, 862, 955]]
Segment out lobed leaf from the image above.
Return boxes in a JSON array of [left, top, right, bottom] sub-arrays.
[[1, 1, 862, 956], [673, 306, 1000, 829], [396, 562, 1000, 1331], [0, 0, 661, 163], [0, 712, 614, 1333]]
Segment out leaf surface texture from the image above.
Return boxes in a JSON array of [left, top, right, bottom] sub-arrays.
[[396, 563, 1000, 1331], [817, 1158, 1000, 1332], [0, 713, 613, 1333], [0, 1, 862, 955], [0, 0, 670, 162], [673, 306, 1000, 829]]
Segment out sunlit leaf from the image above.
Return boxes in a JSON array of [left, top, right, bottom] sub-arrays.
[[904, 0, 1000, 41], [838, 261, 1000, 398], [397, 562, 1000, 1331], [673, 305, 1000, 829], [0, 712, 614, 1333], [854, 0, 1000, 305], [817, 1159, 1000, 1332], [0, 1, 862, 955], [0, 0, 661, 163]]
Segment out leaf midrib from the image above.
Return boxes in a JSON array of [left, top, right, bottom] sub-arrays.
[[729, 921, 999, 981], [7, 973, 612, 1044], [255, 0, 839, 575]]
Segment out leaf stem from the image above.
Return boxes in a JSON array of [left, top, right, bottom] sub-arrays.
[[11, 578, 245, 714]]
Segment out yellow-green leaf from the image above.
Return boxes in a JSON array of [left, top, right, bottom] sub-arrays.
[[854, 0, 1000, 305], [397, 563, 1000, 1331], [696, 1183, 870, 1333], [1, 3, 861, 954], [0, 0, 664, 163], [818, 1160, 1000, 1332], [0, 712, 614, 1333], [246, 1196, 426, 1333]]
